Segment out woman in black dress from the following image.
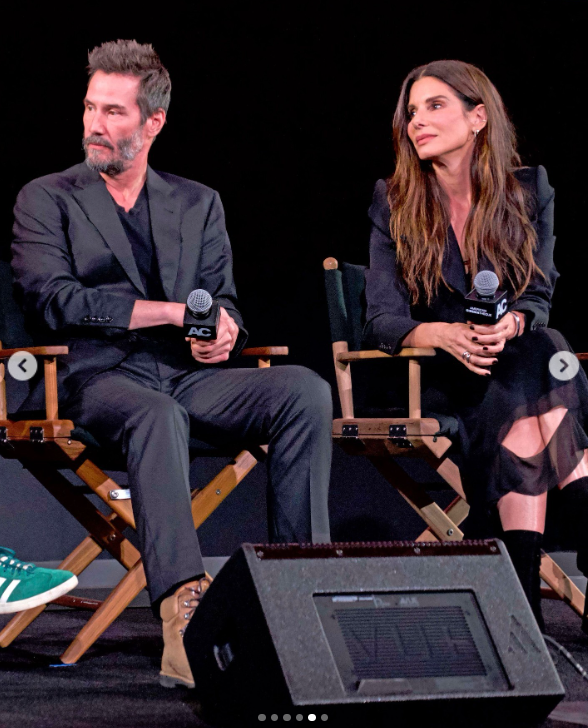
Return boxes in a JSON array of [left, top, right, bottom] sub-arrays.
[[364, 59, 588, 629]]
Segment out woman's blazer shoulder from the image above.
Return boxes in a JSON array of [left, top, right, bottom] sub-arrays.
[[514, 165, 554, 221], [368, 178, 392, 235]]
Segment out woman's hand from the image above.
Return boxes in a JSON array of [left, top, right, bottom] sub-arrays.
[[401, 311, 526, 376], [434, 321, 498, 376], [436, 311, 525, 375], [467, 311, 525, 352]]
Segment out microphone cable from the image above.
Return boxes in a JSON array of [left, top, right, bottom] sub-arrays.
[[543, 634, 588, 682]]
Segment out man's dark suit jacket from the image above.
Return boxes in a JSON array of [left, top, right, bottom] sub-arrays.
[[12, 162, 248, 409], [363, 165, 558, 353]]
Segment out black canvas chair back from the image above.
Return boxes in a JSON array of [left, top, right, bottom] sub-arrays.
[[0, 258, 31, 348], [323, 260, 367, 354], [0, 258, 35, 415], [323, 257, 456, 430]]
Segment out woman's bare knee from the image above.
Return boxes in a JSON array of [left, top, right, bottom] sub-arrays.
[[501, 406, 567, 458]]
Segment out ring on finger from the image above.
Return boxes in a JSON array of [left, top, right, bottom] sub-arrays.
[[462, 351, 471, 363]]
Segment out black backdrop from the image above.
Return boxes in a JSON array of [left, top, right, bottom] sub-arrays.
[[2, 2, 586, 558]]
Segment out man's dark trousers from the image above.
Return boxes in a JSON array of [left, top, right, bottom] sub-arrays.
[[63, 339, 332, 605]]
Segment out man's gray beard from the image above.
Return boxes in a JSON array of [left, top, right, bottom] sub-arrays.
[[84, 130, 144, 176]]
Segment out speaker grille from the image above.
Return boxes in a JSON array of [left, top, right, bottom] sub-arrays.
[[336, 606, 486, 679], [314, 591, 510, 695]]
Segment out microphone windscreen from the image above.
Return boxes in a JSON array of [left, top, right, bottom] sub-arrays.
[[473, 270, 499, 297], [187, 289, 213, 315]]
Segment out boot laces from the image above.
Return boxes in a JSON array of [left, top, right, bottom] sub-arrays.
[[178, 578, 211, 634]]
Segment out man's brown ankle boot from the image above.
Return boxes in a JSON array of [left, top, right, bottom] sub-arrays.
[[159, 574, 212, 688]]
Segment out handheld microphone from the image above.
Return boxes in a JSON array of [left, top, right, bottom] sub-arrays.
[[183, 289, 221, 340], [464, 271, 508, 325]]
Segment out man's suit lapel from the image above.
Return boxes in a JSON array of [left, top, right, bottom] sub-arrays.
[[147, 167, 182, 301], [72, 166, 145, 296]]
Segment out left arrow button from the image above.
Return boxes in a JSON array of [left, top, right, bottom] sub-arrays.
[[8, 352, 38, 381]]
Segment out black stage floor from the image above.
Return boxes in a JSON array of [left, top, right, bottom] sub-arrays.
[[1, 600, 587, 728]]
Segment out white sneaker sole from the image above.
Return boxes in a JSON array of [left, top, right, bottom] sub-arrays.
[[0, 575, 79, 614]]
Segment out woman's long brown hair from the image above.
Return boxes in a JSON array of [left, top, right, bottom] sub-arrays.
[[389, 60, 539, 305]]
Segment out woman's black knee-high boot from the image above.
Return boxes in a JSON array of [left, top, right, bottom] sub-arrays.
[[560, 476, 588, 634], [502, 530, 545, 632]]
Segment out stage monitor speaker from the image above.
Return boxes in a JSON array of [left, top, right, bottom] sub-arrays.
[[184, 540, 564, 728]]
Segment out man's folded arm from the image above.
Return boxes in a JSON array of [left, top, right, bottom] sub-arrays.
[[13, 181, 249, 349], [128, 300, 185, 329], [12, 181, 136, 334]]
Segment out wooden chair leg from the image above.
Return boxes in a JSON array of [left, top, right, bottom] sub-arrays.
[[25, 464, 139, 566], [58, 451, 261, 662], [0, 507, 139, 649], [540, 553, 586, 617], [73, 459, 136, 528], [60, 560, 147, 664], [191, 449, 259, 527], [368, 456, 465, 541], [415, 496, 470, 542], [1, 450, 261, 662], [0, 535, 104, 647]]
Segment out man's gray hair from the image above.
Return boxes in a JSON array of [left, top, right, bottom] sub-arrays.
[[87, 40, 171, 123]]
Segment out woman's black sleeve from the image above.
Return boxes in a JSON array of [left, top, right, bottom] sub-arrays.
[[511, 165, 559, 330]]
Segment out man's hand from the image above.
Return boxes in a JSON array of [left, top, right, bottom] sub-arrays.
[[186, 307, 239, 363]]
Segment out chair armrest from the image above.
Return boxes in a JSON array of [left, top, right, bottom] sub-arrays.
[[336, 347, 435, 363], [0, 344, 68, 421], [0, 346, 69, 360], [332, 345, 435, 419], [339, 348, 585, 363], [240, 346, 288, 369], [241, 347, 289, 357]]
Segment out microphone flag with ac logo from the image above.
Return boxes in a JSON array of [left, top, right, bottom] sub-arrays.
[[183, 289, 221, 340], [464, 271, 508, 325]]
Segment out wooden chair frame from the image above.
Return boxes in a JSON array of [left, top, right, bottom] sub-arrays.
[[0, 341, 286, 663], [324, 257, 586, 617]]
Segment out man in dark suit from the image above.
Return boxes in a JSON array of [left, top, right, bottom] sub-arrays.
[[12, 40, 331, 688]]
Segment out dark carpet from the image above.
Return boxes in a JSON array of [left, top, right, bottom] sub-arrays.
[[1, 600, 587, 728]]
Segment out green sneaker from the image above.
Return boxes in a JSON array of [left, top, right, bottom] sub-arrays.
[[0, 547, 78, 614]]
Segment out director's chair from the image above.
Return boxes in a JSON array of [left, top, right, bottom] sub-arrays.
[[0, 259, 286, 663], [323, 256, 586, 617]]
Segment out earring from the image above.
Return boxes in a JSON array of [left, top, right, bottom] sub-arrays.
[[474, 129, 480, 137]]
